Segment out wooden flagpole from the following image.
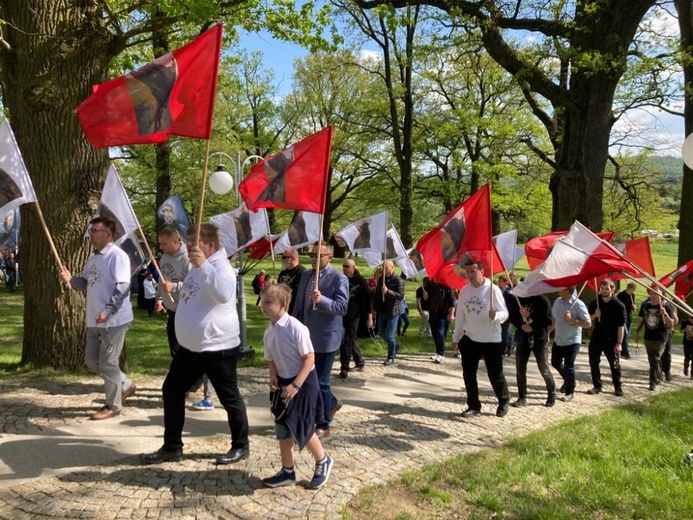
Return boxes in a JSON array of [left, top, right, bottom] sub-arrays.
[[568, 282, 588, 312], [194, 139, 213, 247], [312, 212, 325, 310], [34, 202, 64, 271]]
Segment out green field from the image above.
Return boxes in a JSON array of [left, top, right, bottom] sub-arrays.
[[0, 241, 688, 378]]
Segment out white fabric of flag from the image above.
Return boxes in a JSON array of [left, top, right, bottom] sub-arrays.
[[92, 165, 139, 246], [361, 226, 408, 266], [397, 247, 427, 279], [493, 230, 524, 270], [0, 119, 38, 216], [210, 204, 269, 256], [273, 211, 321, 254], [337, 211, 388, 254]]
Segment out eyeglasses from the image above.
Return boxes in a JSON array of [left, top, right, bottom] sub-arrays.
[[88, 228, 108, 234], [342, 265, 353, 269], [309, 253, 330, 259]]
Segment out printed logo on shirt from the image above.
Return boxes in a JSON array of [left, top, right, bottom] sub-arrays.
[[644, 307, 662, 330], [160, 260, 177, 280], [86, 263, 103, 287], [180, 278, 200, 303], [464, 294, 487, 315]]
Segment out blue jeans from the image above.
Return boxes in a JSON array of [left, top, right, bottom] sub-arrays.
[[429, 313, 448, 356], [378, 313, 399, 360], [314, 350, 337, 429]]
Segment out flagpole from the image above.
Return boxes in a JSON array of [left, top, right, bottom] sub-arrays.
[[195, 139, 213, 247], [568, 282, 588, 312], [623, 272, 693, 318], [134, 222, 175, 305], [313, 212, 326, 310], [33, 202, 64, 271], [265, 211, 276, 274], [594, 278, 600, 321]]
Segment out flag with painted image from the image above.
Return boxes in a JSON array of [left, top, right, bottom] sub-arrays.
[[210, 204, 269, 257], [0, 119, 38, 217], [92, 165, 139, 246], [157, 194, 190, 237], [239, 127, 332, 213], [78, 25, 223, 148], [361, 226, 408, 267], [337, 211, 388, 254], [273, 211, 321, 254]]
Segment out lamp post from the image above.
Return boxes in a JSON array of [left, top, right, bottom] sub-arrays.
[[207, 151, 263, 352]]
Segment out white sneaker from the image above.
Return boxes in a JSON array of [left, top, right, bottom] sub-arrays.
[[433, 354, 444, 364], [429, 355, 438, 361]]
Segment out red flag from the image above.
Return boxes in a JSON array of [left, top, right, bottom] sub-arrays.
[[659, 258, 693, 298], [587, 236, 656, 290], [239, 127, 333, 213], [433, 241, 507, 290], [77, 25, 223, 148], [246, 236, 279, 260], [415, 184, 494, 282], [525, 229, 616, 270]]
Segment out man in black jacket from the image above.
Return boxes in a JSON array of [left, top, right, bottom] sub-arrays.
[[339, 258, 373, 377], [508, 294, 556, 407]]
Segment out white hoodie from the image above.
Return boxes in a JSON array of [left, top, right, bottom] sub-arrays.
[[175, 248, 240, 352], [452, 278, 508, 344]]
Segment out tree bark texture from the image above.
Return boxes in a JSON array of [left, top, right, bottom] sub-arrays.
[[0, 2, 118, 368], [676, 0, 693, 269]]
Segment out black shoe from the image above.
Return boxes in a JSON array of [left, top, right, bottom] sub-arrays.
[[587, 387, 602, 395], [545, 393, 556, 407], [665, 373, 672, 382], [563, 394, 574, 403], [559, 384, 566, 393], [460, 408, 481, 418], [511, 398, 527, 408], [216, 447, 250, 465], [496, 402, 509, 418], [614, 388, 624, 397], [648, 383, 656, 391], [140, 447, 182, 464], [353, 364, 365, 372], [621, 354, 631, 360], [339, 370, 348, 379]]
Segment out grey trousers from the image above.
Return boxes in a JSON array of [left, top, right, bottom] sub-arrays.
[[85, 323, 132, 410]]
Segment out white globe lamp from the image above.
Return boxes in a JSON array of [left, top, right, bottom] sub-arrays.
[[682, 133, 693, 170], [209, 166, 234, 194]]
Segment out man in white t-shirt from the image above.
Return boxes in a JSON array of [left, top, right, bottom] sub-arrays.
[[60, 216, 136, 420], [451, 260, 510, 418]]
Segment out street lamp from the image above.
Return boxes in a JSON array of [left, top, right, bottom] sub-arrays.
[[207, 151, 263, 356]]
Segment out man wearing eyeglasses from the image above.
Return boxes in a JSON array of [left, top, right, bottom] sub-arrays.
[[277, 247, 305, 315], [291, 242, 349, 438], [59, 216, 136, 420]]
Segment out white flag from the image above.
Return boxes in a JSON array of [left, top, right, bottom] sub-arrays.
[[0, 119, 37, 216], [337, 211, 388, 254], [93, 165, 139, 245], [396, 247, 427, 279], [361, 226, 408, 266], [493, 230, 524, 270], [274, 211, 321, 254], [210, 204, 270, 256]]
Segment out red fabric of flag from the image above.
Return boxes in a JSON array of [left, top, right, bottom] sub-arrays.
[[77, 25, 223, 148], [239, 127, 333, 213], [587, 236, 655, 290], [432, 241, 507, 290], [525, 230, 616, 270], [659, 258, 693, 298], [415, 184, 493, 282], [247, 236, 279, 260]]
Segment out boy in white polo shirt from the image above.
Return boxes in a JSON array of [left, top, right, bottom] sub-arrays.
[[259, 283, 333, 490]]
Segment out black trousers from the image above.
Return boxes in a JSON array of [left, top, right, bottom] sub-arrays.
[[340, 315, 364, 371], [162, 346, 249, 451], [515, 338, 556, 398], [588, 340, 622, 391], [166, 310, 181, 358], [460, 336, 510, 411]]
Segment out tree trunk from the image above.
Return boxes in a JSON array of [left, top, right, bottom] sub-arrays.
[[676, 0, 693, 269], [0, 2, 118, 368]]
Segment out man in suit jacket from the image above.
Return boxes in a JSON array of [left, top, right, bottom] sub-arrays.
[[292, 241, 349, 438]]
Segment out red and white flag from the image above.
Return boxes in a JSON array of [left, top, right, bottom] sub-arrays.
[[512, 221, 640, 297], [659, 258, 693, 299], [587, 236, 655, 289], [239, 127, 332, 213], [78, 25, 223, 148], [525, 229, 616, 271]]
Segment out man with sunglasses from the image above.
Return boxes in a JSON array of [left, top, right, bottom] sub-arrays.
[[277, 247, 306, 315], [291, 242, 349, 438], [59, 216, 136, 420]]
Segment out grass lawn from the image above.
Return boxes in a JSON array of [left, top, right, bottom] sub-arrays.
[[0, 241, 687, 378], [343, 387, 693, 519]]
